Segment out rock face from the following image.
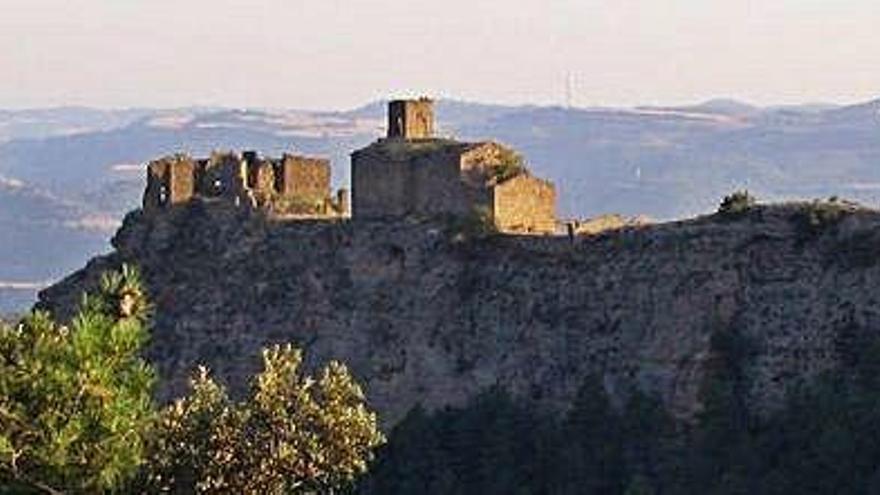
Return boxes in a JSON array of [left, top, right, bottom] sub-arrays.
[[38, 201, 880, 426]]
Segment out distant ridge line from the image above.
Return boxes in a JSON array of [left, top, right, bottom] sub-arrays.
[[0, 281, 49, 291]]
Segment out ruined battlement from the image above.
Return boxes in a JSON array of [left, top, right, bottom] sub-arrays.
[[143, 150, 347, 217]]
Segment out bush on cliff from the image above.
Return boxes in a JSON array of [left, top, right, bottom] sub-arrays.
[[143, 344, 385, 494], [795, 198, 849, 237], [446, 206, 498, 241], [717, 190, 756, 216], [0, 266, 155, 493]]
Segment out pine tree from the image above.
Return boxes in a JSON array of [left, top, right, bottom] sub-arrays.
[[0, 265, 155, 493]]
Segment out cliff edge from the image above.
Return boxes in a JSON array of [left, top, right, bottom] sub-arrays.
[[38, 200, 880, 425]]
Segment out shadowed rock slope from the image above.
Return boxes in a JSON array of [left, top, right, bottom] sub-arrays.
[[38, 201, 880, 426]]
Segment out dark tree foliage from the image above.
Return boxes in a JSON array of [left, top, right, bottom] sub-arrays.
[[359, 328, 880, 495], [548, 377, 627, 494], [358, 381, 674, 495], [359, 387, 554, 495], [685, 328, 759, 493]]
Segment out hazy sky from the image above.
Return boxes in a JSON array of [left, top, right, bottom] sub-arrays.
[[2, 0, 879, 110]]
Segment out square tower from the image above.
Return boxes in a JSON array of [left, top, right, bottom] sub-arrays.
[[387, 98, 434, 139]]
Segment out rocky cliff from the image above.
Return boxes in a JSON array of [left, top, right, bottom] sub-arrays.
[[38, 200, 880, 426]]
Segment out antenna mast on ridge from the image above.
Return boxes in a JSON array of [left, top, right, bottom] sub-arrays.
[[565, 72, 575, 109]]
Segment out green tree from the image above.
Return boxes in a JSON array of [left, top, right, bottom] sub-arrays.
[[0, 265, 155, 493], [145, 344, 385, 494]]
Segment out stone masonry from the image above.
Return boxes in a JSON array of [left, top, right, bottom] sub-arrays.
[[492, 174, 557, 233], [144, 155, 196, 210], [143, 150, 347, 217], [276, 154, 331, 203], [352, 99, 557, 234], [388, 97, 435, 139]]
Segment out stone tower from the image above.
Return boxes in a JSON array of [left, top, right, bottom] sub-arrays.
[[387, 98, 434, 139], [143, 155, 195, 212]]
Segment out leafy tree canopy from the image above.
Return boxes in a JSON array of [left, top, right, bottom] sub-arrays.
[[145, 344, 385, 494]]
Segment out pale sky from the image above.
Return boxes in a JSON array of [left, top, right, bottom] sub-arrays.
[[2, 0, 879, 110]]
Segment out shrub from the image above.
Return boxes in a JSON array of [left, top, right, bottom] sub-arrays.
[[271, 193, 326, 216], [796, 198, 848, 236], [447, 206, 498, 240], [717, 190, 756, 216], [491, 148, 527, 183]]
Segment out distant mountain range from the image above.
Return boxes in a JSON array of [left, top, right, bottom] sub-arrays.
[[1, 98, 879, 312]]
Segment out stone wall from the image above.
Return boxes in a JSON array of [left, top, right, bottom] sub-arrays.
[[277, 154, 331, 202], [410, 148, 474, 217], [353, 101, 557, 230], [142, 151, 341, 217], [351, 139, 553, 229], [492, 174, 557, 234], [460, 142, 507, 184], [143, 155, 195, 212], [352, 141, 495, 220], [199, 152, 248, 200], [351, 146, 410, 218]]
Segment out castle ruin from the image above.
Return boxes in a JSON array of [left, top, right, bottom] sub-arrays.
[[141, 97, 556, 233], [351, 99, 557, 233], [143, 150, 347, 217]]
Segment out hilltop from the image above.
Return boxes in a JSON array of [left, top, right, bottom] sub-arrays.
[[3, 98, 879, 310]]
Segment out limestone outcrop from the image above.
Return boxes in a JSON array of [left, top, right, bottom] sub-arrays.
[[38, 201, 880, 426]]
